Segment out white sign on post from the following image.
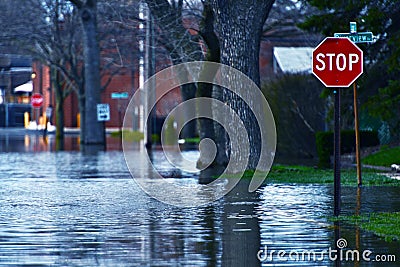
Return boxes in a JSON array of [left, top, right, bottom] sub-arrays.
[[97, 104, 110, 121]]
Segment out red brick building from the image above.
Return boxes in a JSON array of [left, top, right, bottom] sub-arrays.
[[31, 59, 181, 130], [28, 21, 320, 131], [31, 62, 135, 129]]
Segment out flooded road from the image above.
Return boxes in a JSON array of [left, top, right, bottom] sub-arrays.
[[0, 133, 399, 266]]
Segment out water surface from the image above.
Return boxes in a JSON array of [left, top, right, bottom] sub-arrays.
[[0, 133, 398, 266]]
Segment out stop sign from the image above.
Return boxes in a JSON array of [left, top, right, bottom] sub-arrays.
[[31, 93, 44, 108], [312, 37, 363, 87]]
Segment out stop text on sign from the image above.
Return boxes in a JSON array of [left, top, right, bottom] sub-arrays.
[[312, 37, 363, 87], [315, 53, 360, 71]]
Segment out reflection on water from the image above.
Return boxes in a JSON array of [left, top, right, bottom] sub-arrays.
[[0, 132, 399, 266], [0, 131, 124, 152]]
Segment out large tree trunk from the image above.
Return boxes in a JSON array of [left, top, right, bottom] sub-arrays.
[[79, 0, 105, 145], [212, 0, 274, 170]]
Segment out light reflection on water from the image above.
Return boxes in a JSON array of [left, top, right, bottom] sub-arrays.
[[0, 131, 125, 152], [0, 133, 399, 266]]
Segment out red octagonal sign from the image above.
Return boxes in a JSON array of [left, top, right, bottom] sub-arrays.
[[31, 93, 44, 108], [312, 37, 363, 87]]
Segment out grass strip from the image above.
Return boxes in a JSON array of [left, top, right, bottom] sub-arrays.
[[231, 165, 400, 186], [267, 165, 399, 186], [111, 130, 144, 142], [184, 137, 201, 144], [336, 212, 400, 242]]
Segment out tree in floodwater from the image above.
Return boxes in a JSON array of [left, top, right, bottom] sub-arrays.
[[68, 0, 105, 145], [139, 0, 276, 170], [211, 0, 275, 169], [144, 0, 204, 140]]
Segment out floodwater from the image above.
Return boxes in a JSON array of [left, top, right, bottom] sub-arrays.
[[0, 132, 399, 266]]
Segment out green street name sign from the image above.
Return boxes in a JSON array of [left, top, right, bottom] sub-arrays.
[[111, 92, 129, 99], [334, 32, 374, 43]]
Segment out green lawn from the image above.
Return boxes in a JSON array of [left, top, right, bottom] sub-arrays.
[[220, 165, 399, 186], [111, 130, 144, 142], [337, 212, 400, 242], [184, 137, 201, 144], [363, 146, 400, 167], [230, 145, 400, 186], [263, 165, 400, 186]]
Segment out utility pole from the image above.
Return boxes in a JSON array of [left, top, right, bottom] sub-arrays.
[[350, 22, 362, 187], [138, 2, 146, 140]]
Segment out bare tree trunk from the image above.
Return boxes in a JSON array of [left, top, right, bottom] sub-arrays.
[[180, 83, 197, 139], [196, 2, 221, 168], [74, 0, 105, 145], [145, 0, 202, 139], [52, 68, 65, 149], [212, 0, 274, 170]]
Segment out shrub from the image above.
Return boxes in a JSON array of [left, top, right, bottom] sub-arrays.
[[316, 130, 379, 168]]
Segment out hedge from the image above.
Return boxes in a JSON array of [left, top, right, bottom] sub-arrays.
[[316, 130, 379, 168]]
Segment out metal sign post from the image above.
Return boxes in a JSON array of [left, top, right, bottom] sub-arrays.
[[334, 89, 341, 216], [312, 35, 364, 216], [334, 22, 375, 187]]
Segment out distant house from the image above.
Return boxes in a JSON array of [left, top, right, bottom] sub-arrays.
[[273, 47, 314, 74], [259, 20, 322, 80], [31, 60, 139, 130], [0, 54, 34, 127]]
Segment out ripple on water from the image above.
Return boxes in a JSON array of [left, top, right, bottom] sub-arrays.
[[0, 149, 399, 266]]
